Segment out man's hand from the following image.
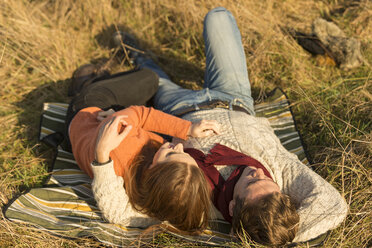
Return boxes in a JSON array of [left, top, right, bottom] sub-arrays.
[[95, 116, 132, 163], [188, 120, 221, 138], [97, 108, 116, 122]]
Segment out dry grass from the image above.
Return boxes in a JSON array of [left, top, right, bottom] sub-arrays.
[[0, 0, 371, 247]]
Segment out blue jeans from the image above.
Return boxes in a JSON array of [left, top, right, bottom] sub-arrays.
[[135, 7, 255, 116]]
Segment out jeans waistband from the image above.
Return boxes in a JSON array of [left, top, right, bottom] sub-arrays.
[[173, 100, 251, 117]]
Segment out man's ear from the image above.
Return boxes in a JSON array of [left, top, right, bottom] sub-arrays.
[[229, 200, 235, 217]]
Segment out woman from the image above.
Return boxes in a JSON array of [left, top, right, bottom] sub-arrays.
[[66, 67, 220, 232]]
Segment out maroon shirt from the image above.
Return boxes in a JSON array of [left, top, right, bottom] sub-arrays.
[[185, 143, 272, 223]]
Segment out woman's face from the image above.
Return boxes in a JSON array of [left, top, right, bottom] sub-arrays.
[[150, 142, 198, 168]]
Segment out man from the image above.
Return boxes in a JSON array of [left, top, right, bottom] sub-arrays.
[[114, 7, 348, 246]]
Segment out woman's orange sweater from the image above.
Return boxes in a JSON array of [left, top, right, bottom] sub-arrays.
[[69, 106, 191, 178]]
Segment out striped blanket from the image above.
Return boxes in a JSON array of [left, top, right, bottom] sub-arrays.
[[5, 88, 325, 247]]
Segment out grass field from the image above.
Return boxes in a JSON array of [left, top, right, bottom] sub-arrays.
[[0, 0, 371, 247]]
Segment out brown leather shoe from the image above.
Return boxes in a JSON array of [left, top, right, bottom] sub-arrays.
[[68, 64, 110, 97]]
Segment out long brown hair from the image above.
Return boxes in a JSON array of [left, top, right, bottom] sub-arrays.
[[232, 192, 299, 246], [125, 141, 210, 234]]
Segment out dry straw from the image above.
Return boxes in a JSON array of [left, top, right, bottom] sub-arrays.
[[0, 0, 371, 247]]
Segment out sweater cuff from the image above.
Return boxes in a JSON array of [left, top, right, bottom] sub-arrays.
[[92, 158, 112, 166], [91, 160, 118, 181]]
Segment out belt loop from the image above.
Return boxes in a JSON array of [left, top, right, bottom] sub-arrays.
[[229, 101, 234, 110], [194, 103, 200, 111], [205, 88, 212, 101], [234, 98, 241, 107]]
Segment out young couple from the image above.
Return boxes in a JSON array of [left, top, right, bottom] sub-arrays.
[[66, 7, 347, 246]]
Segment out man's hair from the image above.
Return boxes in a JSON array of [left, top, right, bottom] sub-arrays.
[[232, 192, 299, 246], [125, 141, 210, 234]]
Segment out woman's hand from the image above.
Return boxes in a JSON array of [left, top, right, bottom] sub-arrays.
[[188, 120, 221, 138], [97, 108, 116, 122], [95, 116, 132, 163]]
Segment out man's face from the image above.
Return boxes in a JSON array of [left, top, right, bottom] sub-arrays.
[[229, 166, 280, 216]]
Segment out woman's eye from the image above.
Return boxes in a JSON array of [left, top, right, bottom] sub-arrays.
[[166, 152, 177, 157]]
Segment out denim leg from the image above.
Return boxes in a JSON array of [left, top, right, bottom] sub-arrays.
[[135, 56, 203, 114], [135, 56, 171, 81], [135, 7, 255, 115], [203, 7, 254, 114]]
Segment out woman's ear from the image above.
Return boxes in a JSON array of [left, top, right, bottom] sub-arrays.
[[229, 199, 235, 217], [148, 163, 155, 169]]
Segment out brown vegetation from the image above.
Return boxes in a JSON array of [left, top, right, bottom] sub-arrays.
[[0, 0, 371, 247]]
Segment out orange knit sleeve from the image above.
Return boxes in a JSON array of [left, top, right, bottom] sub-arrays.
[[113, 106, 191, 140], [69, 106, 103, 178]]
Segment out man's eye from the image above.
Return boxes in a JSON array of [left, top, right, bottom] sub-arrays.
[[246, 180, 258, 187]]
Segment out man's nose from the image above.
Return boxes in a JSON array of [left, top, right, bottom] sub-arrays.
[[253, 168, 265, 178]]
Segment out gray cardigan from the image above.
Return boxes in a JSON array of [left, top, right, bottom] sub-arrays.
[[174, 108, 348, 242], [91, 108, 348, 243]]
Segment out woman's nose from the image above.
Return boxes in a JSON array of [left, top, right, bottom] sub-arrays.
[[174, 143, 184, 152]]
